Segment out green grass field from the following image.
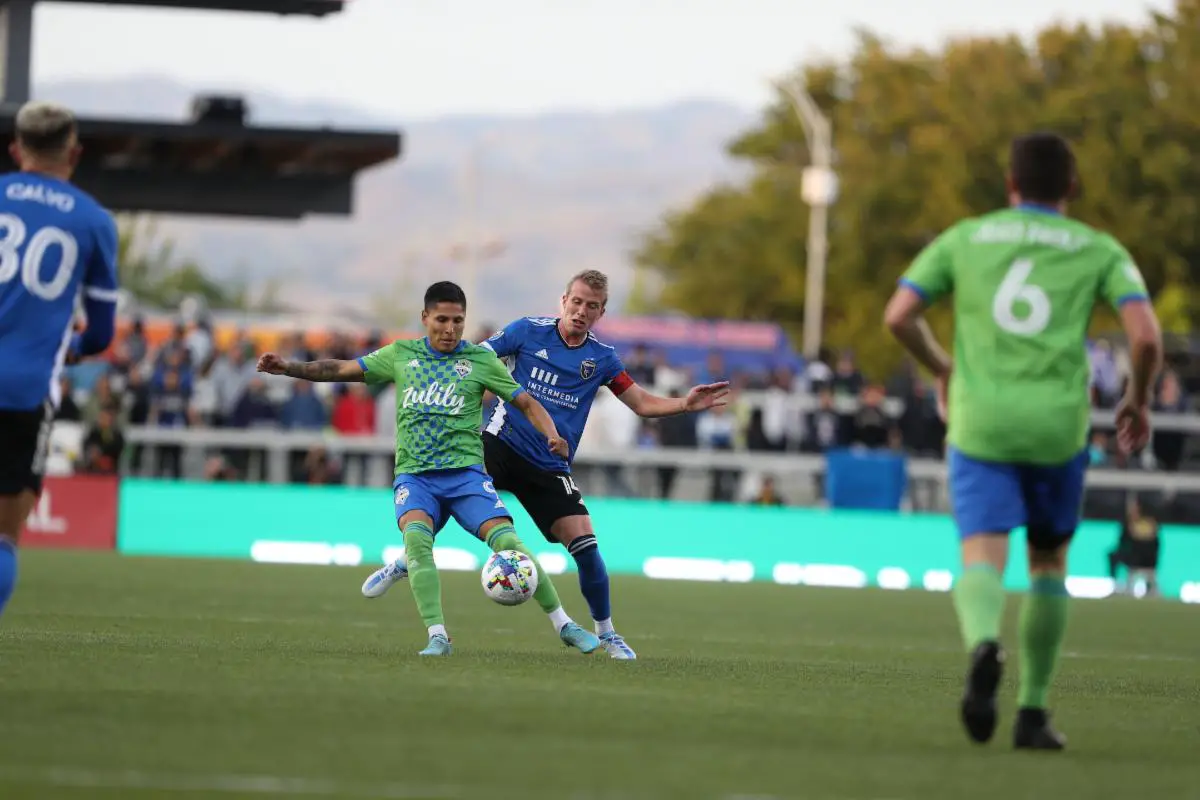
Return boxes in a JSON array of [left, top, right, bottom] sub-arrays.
[[1, 550, 1197, 800]]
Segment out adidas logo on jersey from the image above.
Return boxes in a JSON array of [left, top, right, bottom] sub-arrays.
[[407, 360, 420, 368], [534, 349, 550, 360]]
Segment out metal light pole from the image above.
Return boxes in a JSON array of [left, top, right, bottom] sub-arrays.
[[452, 140, 507, 319], [779, 78, 838, 361]]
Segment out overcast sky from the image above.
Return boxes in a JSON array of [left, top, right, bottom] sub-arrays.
[[31, 0, 1172, 119]]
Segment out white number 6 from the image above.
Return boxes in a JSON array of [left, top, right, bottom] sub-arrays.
[[992, 258, 1050, 335]]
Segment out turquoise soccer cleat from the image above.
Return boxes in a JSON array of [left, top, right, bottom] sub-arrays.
[[559, 622, 601, 654], [599, 632, 637, 660], [361, 557, 408, 598], [419, 633, 452, 657]]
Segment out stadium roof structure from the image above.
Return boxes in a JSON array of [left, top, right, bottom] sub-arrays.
[[0, 111, 402, 218], [0, 0, 401, 218], [45, 0, 346, 15]]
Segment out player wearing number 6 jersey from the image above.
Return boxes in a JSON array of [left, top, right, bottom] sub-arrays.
[[0, 102, 118, 623], [885, 132, 1162, 751]]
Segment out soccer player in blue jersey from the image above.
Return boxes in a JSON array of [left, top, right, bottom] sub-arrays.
[[0, 102, 119, 621], [480, 269, 729, 658]]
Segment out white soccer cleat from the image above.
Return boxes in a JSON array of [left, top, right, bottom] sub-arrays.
[[361, 557, 408, 598], [599, 632, 637, 660]]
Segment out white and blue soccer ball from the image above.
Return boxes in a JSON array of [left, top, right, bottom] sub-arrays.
[[481, 550, 538, 606]]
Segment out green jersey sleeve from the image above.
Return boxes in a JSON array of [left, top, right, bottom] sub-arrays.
[[475, 350, 524, 402], [900, 226, 957, 304], [358, 342, 397, 385], [1098, 240, 1150, 311]]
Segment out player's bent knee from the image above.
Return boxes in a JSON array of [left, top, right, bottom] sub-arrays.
[[398, 510, 435, 531], [960, 532, 1011, 570], [478, 516, 515, 542], [549, 515, 594, 548], [1027, 528, 1071, 572], [0, 492, 37, 545]]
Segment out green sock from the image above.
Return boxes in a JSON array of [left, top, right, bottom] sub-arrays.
[[1018, 574, 1069, 709], [486, 523, 562, 614], [403, 522, 444, 629], [952, 564, 1005, 650]]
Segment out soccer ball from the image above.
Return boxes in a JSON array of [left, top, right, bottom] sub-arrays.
[[481, 550, 538, 606]]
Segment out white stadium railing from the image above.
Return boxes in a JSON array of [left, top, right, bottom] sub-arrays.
[[120, 424, 1200, 495], [742, 390, 1200, 434]]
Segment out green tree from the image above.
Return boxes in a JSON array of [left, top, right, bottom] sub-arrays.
[[117, 215, 288, 313], [634, 2, 1200, 378]]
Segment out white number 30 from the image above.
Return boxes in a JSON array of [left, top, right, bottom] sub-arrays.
[[992, 258, 1050, 335], [0, 212, 80, 302]]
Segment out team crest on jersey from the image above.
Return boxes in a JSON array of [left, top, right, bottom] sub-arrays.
[[580, 359, 597, 380], [394, 486, 409, 506], [454, 359, 473, 379]]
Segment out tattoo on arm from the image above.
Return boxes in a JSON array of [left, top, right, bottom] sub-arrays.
[[284, 360, 354, 382]]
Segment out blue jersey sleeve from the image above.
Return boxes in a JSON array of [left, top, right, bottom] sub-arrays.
[[603, 351, 628, 384], [481, 318, 529, 359], [76, 212, 119, 356], [603, 351, 635, 395]]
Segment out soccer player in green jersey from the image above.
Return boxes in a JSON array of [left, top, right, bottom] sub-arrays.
[[257, 281, 602, 657], [884, 133, 1163, 750]]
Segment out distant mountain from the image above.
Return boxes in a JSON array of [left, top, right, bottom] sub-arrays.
[[37, 75, 756, 325]]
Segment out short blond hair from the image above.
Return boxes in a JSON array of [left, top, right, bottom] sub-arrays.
[[565, 269, 609, 301], [16, 101, 77, 156]]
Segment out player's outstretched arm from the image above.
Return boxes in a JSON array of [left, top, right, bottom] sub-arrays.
[[510, 392, 570, 458], [617, 381, 731, 418], [257, 353, 365, 382]]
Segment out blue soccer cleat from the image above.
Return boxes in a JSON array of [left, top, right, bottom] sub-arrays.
[[419, 633, 452, 657], [559, 622, 601, 654], [361, 557, 408, 598], [599, 632, 637, 660]]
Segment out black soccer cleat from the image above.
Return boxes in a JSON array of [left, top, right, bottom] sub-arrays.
[[1013, 707, 1067, 751], [960, 639, 1005, 744]]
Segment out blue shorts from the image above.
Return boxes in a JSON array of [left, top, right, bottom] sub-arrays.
[[392, 465, 511, 538], [948, 446, 1088, 542]]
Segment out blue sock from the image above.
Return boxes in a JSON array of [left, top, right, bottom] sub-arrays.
[[0, 537, 18, 617], [568, 535, 611, 630]]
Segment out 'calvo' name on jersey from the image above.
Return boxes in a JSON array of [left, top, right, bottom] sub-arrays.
[[402, 381, 466, 414], [6, 181, 75, 212]]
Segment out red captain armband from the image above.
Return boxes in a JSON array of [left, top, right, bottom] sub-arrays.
[[607, 370, 635, 396]]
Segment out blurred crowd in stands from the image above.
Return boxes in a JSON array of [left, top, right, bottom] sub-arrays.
[[61, 317, 1197, 502]]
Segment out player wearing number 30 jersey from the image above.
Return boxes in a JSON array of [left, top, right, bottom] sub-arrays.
[[0, 102, 119, 625], [885, 132, 1162, 752]]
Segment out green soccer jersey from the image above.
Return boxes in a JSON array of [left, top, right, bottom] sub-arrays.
[[359, 338, 524, 475], [901, 206, 1149, 465]]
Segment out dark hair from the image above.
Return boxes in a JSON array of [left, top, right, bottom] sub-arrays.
[[423, 281, 467, 311], [1010, 132, 1076, 204]]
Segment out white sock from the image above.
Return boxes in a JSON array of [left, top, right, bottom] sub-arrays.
[[547, 606, 571, 632], [428, 624, 448, 639], [595, 617, 615, 635]]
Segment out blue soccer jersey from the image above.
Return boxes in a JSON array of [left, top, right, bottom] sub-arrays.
[[482, 317, 634, 473], [0, 173, 118, 411]]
